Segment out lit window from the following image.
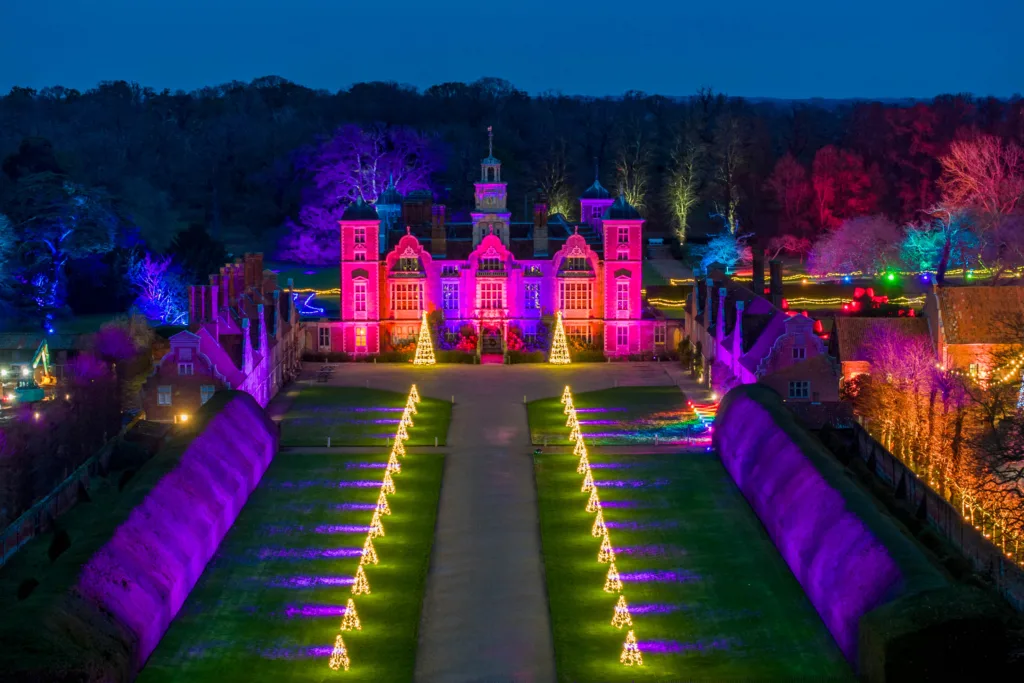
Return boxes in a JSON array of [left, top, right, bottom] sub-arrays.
[[355, 327, 367, 350], [354, 282, 367, 314], [479, 257, 502, 271], [592, 207, 603, 221], [443, 283, 459, 311], [354, 227, 366, 245], [616, 282, 629, 312], [564, 256, 589, 271], [178, 362, 194, 376], [524, 324, 537, 343], [525, 283, 540, 310], [479, 282, 504, 309], [788, 381, 810, 399], [617, 248, 629, 261], [792, 347, 806, 360], [559, 281, 592, 311], [654, 326, 666, 345], [158, 385, 172, 406], [200, 385, 215, 405], [354, 249, 366, 261], [616, 326, 628, 347], [391, 282, 423, 311], [319, 327, 331, 349], [969, 363, 979, 377], [398, 257, 419, 272], [618, 227, 629, 244], [179, 348, 192, 361], [565, 325, 592, 344]]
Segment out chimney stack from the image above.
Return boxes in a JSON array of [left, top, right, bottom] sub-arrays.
[[769, 260, 784, 308], [533, 201, 548, 256], [751, 244, 765, 296], [431, 204, 447, 257]]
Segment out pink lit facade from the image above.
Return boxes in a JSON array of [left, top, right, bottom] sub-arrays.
[[312, 143, 660, 358]]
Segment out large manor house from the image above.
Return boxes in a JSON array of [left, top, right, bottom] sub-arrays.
[[319, 131, 659, 357]]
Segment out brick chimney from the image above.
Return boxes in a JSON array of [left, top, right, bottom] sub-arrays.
[[533, 201, 548, 256], [769, 260, 784, 308], [431, 204, 447, 257], [751, 245, 765, 296]]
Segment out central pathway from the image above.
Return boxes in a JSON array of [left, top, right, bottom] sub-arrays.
[[317, 363, 674, 683]]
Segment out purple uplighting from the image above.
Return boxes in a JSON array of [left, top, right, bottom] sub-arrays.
[[345, 407, 404, 413], [284, 604, 346, 618], [588, 462, 630, 469], [314, 525, 370, 534], [333, 503, 376, 510], [596, 479, 669, 488], [574, 408, 623, 413], [267, 575, 354, 588], [275, 479, 381, 489], [614, 544, 671, 557], [638, 639, 733, 654], [630, 603, 680, 614], [258, 547, 361, 560], [620, 570, 701, 583], [578, 419, 617, 425], [605, 520, 674, 531], [345, 461, 387, 469], [259, 645, 334, 659], [599, 500, 639, 508]]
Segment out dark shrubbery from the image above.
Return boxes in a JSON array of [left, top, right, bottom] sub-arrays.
[[117, 469, 136, 492], [436, 350, 477, 364], [47, 528, 71, 562], [16, 578, 38, 601], [107, 438, 151, 472], [508, 350, 545, 364], [570, 350, 605, 363]]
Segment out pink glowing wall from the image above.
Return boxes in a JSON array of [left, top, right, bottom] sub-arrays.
[[75, 391, 278, 669], [712, 383, 947, 666]]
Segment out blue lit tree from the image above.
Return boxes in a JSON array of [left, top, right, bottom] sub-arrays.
[[692, 231, 753, 274], [900, 206, 978, 284], [125, 250, 189, 325]]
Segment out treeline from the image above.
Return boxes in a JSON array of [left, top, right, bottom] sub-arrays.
[[3, 76, 1024, 249]]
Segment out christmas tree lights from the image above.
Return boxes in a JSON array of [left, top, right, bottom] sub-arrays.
[[413, 311, 437, 365], [328, 633, 351, 671], [387, 451, 402, 475], [604, 561, 623, 593], [569, 422, 581, 442], [406, 395, 418, 414], [402, 409, 414, 428], [376, 490, 391, 515], [573, 437, 587, 458], [598, 532, 616, 563], [549, 311, 571, 364], [611, 595, 633, 628], [592, 508, 606, 537], [566, 411, 578, 429], [341, 598, 362, 631], [576, 450, 590, 475], [564, 397, 574, 414], [392, 438, 406, 457], [352, 565, 371, 595], [620, 630, 643, 666], [409, 384, 420, 403], [395, 420, 409, 442], [382, 469, 396, 494], [561, 385, 572, 404], [581, 468, 595, 493], [360, 535, 379, 565], [586, 488, 601, 513], [369, 510, 385, 538]]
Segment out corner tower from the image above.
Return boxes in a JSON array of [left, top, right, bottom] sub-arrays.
[[602, 195, 644, 356], [339, 199, 381, 355], [471, 126, 511, 247], [579, 161, 614, 236]]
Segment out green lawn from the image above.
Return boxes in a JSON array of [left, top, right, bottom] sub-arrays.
[[280, 386, 451, 447], [139, 449, 444, 682], [535, 452, 852, 682], [528, 386, 706, 446]]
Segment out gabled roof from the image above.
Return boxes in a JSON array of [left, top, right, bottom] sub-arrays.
[[832, 317, 930, 362], [936, 286, 1024, 345]]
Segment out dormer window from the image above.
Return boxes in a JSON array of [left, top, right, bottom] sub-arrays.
[[479, 257, 502, 272], [565, 256, 588, 271], [398, 257, 419, 272]]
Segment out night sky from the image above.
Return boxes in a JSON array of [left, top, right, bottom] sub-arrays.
[[2, 0, 1021, 98]]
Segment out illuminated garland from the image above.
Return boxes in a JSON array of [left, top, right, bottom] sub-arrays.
[[611, 595, 633, 628], [604, 562, 623, 593], [329, 634, 351, 671], [340, 598, 361, 631], [620, 630, 643, 666], [413, 311, 437, 365]]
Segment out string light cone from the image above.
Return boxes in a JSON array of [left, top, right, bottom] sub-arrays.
[[352, 565, 371, 595], [382, 469, 396, 494], [549, 311, 571, 365], [410, 384, 420, 403], [581, 468, 595, 493], [376, 490, 391, 515], [604, 561, 623, 593], [392, 438, 406, 457], [598, 532, 616, 563], [395, 420, 409, 442], [592, 508, 606, 537], [586, 488, 601, 513], [360, 535, 379, 565], [405, 394, 418, 414], [387, 451, 402, 475], [561, 386, 571, 404], [340, 598, 362, 631], [328, 633, 350, 671], [402, 409, 414, 428], [573, 438, 587, 458], [566, 411, 578, 429], [413, 311, 436, 365], [369, 510, 385, 538], [620, 629, 643, 666], [611, 595, 633, 628], [564, 397, 574, 414], [569, 422, 582, 442], [577, 450, 590, 475]]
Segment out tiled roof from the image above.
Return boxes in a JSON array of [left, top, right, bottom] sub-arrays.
[[937, 286, 1024, 345], [832, 317, 930, 362]]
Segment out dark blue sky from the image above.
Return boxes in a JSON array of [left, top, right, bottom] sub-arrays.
[[2, 0, 1021, 98]]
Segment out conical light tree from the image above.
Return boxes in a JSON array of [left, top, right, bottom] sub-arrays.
[[360, 535, 379, 565], [369, 510, 385, 538], [406, 394, 418, 414], [581, 468, 595, 493], [352, 565, 371, 595], [598, 532, 616, 563], [410, 384, 420, 403], [592, 508, 606, 537], [402, 408, 414, 428], [382, 469, 396, 494], [549, 311, 571, 364], [395, 420, 410, 442], [328, 633, 351, 671], [604, 561, 623, 593], [573, 437, 587, 459], [586, 488, 601, 513], [576, 450, 590, 474], [341, 598, 362, 631], [611, 594, 633, 628], [413, 311, 436, 365], [387, 451, 402, 475], [569, 422, 582, 442], [392, 438, 406, 457], [620, 630, 643, 666], [563, 396, 574, 414], [561, 385, 572, 404], [376, 490, 391, 515], [566, 411, 578, 429]]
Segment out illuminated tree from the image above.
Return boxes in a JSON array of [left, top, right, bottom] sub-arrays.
[[402, 409, 414, 428], [766, 153, 812, 236], [563, 397, 574, 414], [410, 384, 420, 403], [566, 411, 578, 429], [126, 250, 189, 325], [406, 394, 418, 414], [604, 561, 623, 593], [900, 206, 978, 283], [352, 565, 371, 595], [620, 630, 643, 666], [581, 469, 595, 493], [573, 437, 587, 458], [569, 422, 582, 442], [387, 452, 401, 475], [382, 469, 396, 494], [592, 508, 606, 537], [413, 311, 436, 365], [561, 385, 571, 404], [536, 138, 575, 219], [395, 421, 409, 442], [369, 510, 385, 538], [666, 137, 702, 243], [615, 125, 651, 214], [577, 450, 590, 475], [360, 535, 379, 565], [598, 532, 616, 563], [586, 488, 601, 513], [341, 598, 362, 631], [940, 135, 1024, 227], [807, 215, 901, 277], [811, 145, 879, 231], [611, 595, 633, 628], [328, 633, 350, 671], [392, 438, 406, 457], [376, 490, 391, 515], [765, 235, 812, 263], [549, 312, 571, 364], [692, 232, 752, 275]]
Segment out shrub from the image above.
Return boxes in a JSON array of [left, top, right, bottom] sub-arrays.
[[16, 578, 39, 601], [436, 350, 477, 364], [570, 349, 605, 363], [507, 350, 545, 364], [117, 469, 136, 492], [302, 351, 351, 363], [377, 350, 413, 363], [48, 528, 71, 562]]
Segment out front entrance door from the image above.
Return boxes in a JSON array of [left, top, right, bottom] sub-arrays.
[[481, 328, 502, 355]]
